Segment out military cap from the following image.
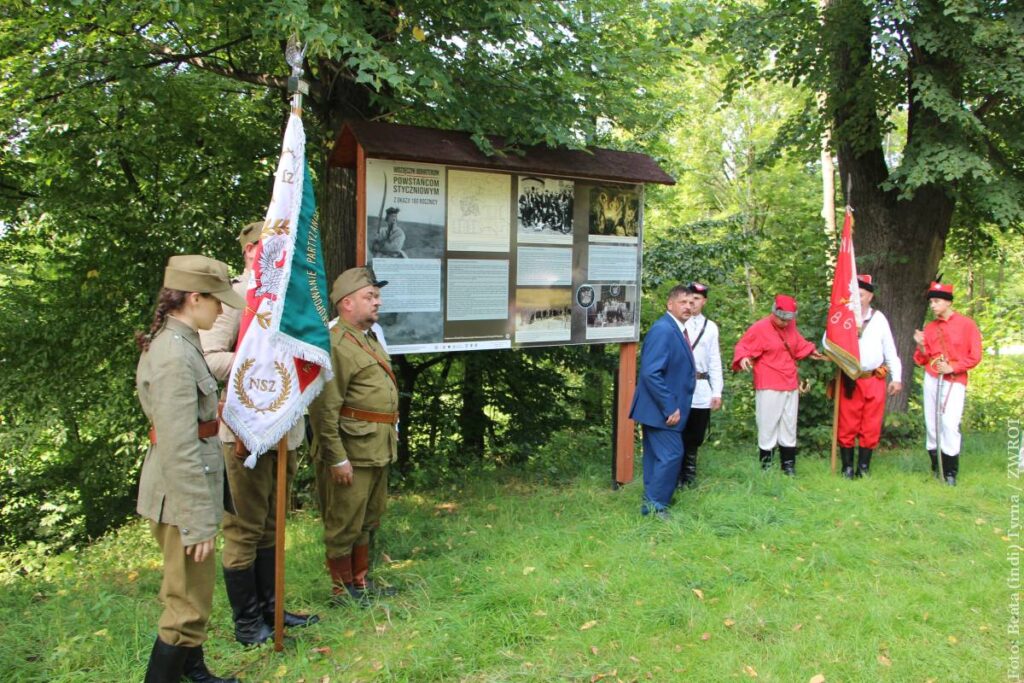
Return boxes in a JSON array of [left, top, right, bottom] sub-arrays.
[[858, 274, 875, 292], [773, 294, 797, 320], [688, 281, 709, 297], [330, 266, 388, 307], [163, 255, 245, 309], [927, 280, 953, 301], [237, 221, 263, 248]]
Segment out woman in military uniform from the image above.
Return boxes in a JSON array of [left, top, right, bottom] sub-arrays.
[[135, 255, 245, 683]]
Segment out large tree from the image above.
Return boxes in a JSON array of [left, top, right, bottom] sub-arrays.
[[718, 0, 1023, 408]]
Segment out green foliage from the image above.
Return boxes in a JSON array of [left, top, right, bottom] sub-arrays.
[[0, 431, 1010, 681], [715, 0, 1024, 224]]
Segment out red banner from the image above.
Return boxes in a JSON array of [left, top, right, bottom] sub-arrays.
[[823, 208, 862, 378]]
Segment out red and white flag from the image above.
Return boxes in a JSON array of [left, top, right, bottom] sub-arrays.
[[222, 113, 333, 466], [822, 207, 863, 378]]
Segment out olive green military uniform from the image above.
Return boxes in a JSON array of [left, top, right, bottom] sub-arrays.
[[198, 223, 317, 646], [136, 259, 250, 654], [309, 318, 398, 594], [199, 270, 304, 570]]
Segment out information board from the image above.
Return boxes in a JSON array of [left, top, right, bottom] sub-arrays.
[[365, 158, 642, 354]]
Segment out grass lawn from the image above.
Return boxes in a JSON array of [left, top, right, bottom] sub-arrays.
[[0, 431, 1015, 682]]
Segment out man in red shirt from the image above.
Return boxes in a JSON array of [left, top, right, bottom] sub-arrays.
[[732, 295, 826, 475], [913, 281, 982, 485], [836, 274, 903, 479]]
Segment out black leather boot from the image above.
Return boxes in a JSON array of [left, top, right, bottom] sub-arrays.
[[942, 452, 958, 486], [839, 447, 855, 479], [678, 449, 699, 488], [856, 448, 873, 478], [928, 449, 939, 478], [254, 547, 320, 629], [759, 448, 773, 470], [779, 447, 797, 476], [222, 564, 274, 646], [144, 637, 187, 683], [182, 645, 240, 683]]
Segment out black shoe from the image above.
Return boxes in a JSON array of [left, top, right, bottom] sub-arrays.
[[779, 447, 797, 476], [254, 547, 320, 629], [942, 452, 958, 486], [856, 448, 873, 478], [840, 447, 855, 479], [183, 645, 240, 683], [759, 449, 773, 470], [144, 637, 187, 683], [223, 565, 274, 646], [928, 449, 939, 478], [328, 584, 373, 608]]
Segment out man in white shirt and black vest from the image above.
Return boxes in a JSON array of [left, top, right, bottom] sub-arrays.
[[678, 282, 723, 488], [837, 274, 903, 478]]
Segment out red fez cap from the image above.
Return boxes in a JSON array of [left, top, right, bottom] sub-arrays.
[[774, 294, 797, 312], [858, 274, 874, 292], [688, 281, 709, 297], [927, 281, 954, 301]]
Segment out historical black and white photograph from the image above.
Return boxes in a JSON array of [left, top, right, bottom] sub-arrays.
[[517, 176, 574, 244], [515, 288, 572, 344], [366, 159, 446, 263], [588, 186, 640, 241], [585, 284, 637, 340]]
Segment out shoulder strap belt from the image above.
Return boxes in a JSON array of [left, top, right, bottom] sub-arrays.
[[344, 331, 398, 387]]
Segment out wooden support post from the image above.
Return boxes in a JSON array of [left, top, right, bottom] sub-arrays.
[[355, 143, 366, 267], [613, 342, 637, 486]]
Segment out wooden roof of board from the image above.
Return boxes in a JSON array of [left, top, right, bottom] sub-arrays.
[[330, 120, 675, 185]]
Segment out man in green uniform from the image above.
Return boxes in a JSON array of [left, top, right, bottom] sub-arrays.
[[309, 266, 399, 604], [200, 221, 317, 644]]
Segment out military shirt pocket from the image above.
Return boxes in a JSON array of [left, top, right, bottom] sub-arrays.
[[339, 417, 377, 438], [196, 374, 220, 422]]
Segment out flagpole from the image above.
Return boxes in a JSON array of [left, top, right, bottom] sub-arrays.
[[273, 436, 287, 651], [830, 371, 841, 474], [271, 33, 309, 654]]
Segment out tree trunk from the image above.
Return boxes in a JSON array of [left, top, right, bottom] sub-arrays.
[[459, 353, 488, 459]]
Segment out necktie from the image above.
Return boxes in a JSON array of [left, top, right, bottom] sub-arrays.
[[684, 328, 691, 345]]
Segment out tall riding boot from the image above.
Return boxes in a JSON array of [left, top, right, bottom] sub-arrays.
[[779, 447, 797, 476], [942, 452, 958, 486], [839, 447, 855, 479], [144, 637, 187, 683], [759, 448, 774, 470], [327, 554, 367, 606], [856, 448, 873, 478], [253, 547, 319, 629], [182, 645, 240, 683], [679, 449, 699, 488], [928, 449, 939, 478], [222, 564, 274, 645], [352, 543, 397, 597]]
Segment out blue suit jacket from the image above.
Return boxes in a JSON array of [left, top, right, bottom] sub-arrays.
[[629, 312, 697, 431]]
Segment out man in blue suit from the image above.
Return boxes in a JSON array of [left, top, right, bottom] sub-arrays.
[[629, 284, 697, 518]]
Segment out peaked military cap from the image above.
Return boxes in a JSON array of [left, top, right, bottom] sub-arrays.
[[330, 266, 388, 307], [163, 255, 245, 309]]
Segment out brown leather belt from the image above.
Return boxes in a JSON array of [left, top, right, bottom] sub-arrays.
[[857, 367, 888, 380], [149, 419, 220, 445], [696, 372, 710, 380], [340, 406, 399, 424]]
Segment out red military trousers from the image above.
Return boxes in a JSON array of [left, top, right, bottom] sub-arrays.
[[837, 375, 886, 448]]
